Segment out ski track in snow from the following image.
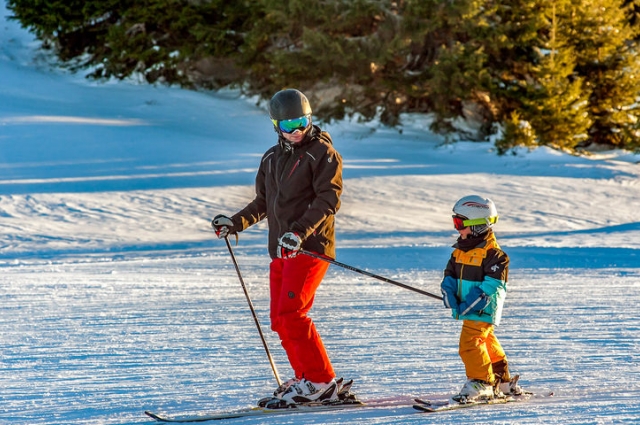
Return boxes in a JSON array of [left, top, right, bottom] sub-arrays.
[[1, 255, 639, 424]]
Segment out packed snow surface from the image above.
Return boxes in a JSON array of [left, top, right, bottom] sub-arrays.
[[1, 2, 639, 423]]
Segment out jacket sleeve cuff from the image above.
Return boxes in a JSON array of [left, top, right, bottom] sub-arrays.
[[289, 221, 308, 239]]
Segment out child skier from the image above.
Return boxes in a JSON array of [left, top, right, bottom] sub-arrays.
[[440, 195, 522, 402]]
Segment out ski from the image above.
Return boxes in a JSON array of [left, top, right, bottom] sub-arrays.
[[145, 390, 554, 421], [413, 391, 554, 413], [145, 402, 364, 422], [145, 395, 417, 423], [413, 395, 518, 412]]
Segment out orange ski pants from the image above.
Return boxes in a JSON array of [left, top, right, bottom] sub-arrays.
[[459, 320, 511, 384], [269, 254, 335, 384]]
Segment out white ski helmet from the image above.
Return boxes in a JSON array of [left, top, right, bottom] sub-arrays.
[[452, 195, 499, 236]]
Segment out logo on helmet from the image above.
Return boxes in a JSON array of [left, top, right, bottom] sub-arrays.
[[462, 201, 490, 209]]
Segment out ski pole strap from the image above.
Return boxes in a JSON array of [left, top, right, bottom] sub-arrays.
[[300, 250, 443, 301]]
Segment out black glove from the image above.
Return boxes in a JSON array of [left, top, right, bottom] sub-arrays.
[[277, 232, 303, 259], [211, 214, 235, 239]]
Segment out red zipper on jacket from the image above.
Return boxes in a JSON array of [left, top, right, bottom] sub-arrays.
[[287, 155, 302, 179]]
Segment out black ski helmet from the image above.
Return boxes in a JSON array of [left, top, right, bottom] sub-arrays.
[[269, 89, 312, 121]]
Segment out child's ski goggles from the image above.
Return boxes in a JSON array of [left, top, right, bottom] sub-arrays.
[[452, 215, 498, 230], [271, 115, 311, 134]]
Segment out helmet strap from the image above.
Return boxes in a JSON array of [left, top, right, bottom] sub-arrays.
[[278, 136, 295, 152]]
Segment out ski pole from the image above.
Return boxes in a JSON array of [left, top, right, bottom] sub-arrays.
[[301, 249, 443, 301], [224, 237, 282, 386]]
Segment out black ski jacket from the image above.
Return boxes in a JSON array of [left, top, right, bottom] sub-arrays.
[[230, 125, 343, 259]]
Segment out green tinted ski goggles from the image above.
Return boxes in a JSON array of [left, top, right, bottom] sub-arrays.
[[271, 115, 311, 134], [452, 215, 498, 230]]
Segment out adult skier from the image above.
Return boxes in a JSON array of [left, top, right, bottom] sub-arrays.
[[211, 88, 345, 405], [440, 195, 523, 402]]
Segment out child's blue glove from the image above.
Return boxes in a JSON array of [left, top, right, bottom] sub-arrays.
[[441, 276, 459, 310], [458, 286, 489, 316]]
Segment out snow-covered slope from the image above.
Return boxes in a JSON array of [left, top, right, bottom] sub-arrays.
[[1, 2, 639, 424]]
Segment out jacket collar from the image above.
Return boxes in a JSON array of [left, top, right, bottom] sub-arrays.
[[453, 229, 496, 252], [278, 125, 319, 152]]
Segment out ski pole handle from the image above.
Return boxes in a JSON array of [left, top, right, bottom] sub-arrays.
[[301, 249, 443, 301]]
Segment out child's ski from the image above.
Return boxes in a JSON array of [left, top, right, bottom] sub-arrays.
[[413, 391, 554, 413]]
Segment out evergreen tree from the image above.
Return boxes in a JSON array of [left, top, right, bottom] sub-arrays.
[[495, 111, 538, 154], [564, 0, 640, 148], [6, 0, 127, 60], [7, 0, 640, 152], [517, 1, 591, 151], [7, 0, 258, 86], [401, 0, 582, 146], [622, 0, 640, 31], [400, 0, 494, 136], [241, 0, 403, 122]]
